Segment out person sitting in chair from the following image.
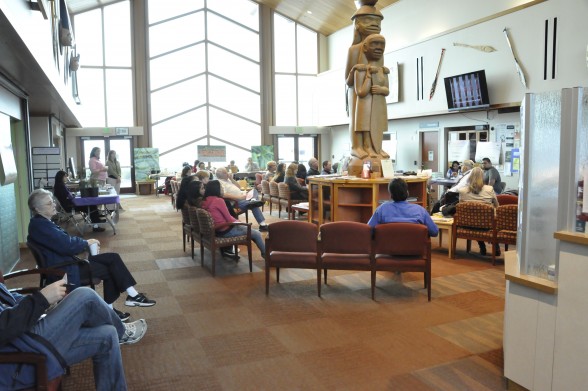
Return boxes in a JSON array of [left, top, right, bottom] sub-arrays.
[[0, 280, 147, 390], [27, 189, 156, 321], [368, 177, 439, 237], [53, 170, 105, 232]]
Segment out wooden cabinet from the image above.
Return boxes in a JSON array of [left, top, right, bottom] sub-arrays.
[[308, 177, 428, 225]]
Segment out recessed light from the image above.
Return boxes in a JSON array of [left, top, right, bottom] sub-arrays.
[[306, 10, 312, 15]]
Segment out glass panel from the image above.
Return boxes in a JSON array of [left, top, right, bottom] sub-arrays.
[[150, 75, 206, 123], [208, 76, 260, 122], [149, 12, 204, 57], [103, 1, 131, 66], [298, 136, 315, 167], [208, 0, 259, 31], [105, 69, 133, 126], [519, 91, 561, 278], [147, 0, 203, 24], [274, 74, 296, 126], [207, 13, 259, 62], [150, 44, 205, 90], [152, 108, 208, 153], [82, 139, 105, 176], [208, 45, 260, 92], [209, 107, 261, 146], [73, 9, 103, 66], [277, 137, 295, 163], [107, 139, 132, 189], [297, 75, 316, 126], [273, 13, 296, 73], [296, 24, 317, 74], [77, 68, 105, 126], [158, 142, 199, 173]]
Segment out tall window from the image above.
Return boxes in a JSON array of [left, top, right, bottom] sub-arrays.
[[148, 0, 261, 171], [73, 1, 134, 127], [273, 14, 318, 126]]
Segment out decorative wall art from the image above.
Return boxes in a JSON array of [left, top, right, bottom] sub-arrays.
[[429, 48, 445, 101], [503, 27, 527, 88], [452, 43, 497, 52]]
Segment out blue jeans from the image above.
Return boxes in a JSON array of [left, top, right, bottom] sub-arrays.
[[219, 225, 265, 255], [31, 288, 127, 391], [237, 190, 265, 224]]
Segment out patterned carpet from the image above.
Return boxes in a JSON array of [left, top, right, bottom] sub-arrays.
[[13, 194, 508, 390]]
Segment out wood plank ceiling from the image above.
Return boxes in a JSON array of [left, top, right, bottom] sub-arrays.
[[66, 0, 399, 36]]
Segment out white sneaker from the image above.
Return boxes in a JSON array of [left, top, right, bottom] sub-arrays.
[[119, 319, 147, 345]]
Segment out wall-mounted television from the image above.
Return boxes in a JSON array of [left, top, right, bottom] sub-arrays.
[[444, 70, 490, 111]]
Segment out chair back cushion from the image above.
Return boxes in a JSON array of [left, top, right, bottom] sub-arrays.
[[187, 206, 201, 235], [374, 223, 429, 256], [454, 202, 494, 229], [26, 241, 47, 268], [268, 221, 317, 252], [496, 194, 518, 205], [320, 221, 371, 254], [180, 205, 190, 225], [255, 173, 263, 186], [496, 204, 518, 231], [196, 208, 215, 238], [278, 182, 291, 200], [261, 180, 270, 194], [269, 181, 280, 197]]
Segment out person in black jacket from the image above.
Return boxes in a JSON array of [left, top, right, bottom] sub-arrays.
[[284, 163, 309, 200]]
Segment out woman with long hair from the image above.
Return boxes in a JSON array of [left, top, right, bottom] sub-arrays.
[[175, 176, 196, 210], [272, 163, 286, 183], [185, 180, 205, 208], [106, 150, 123, 210], [285, 163, 308, 200], [53, 170, 105, 230], [89, 147, 107, 186], [458, 166, 499, 255], [202, 180, 265, 256]]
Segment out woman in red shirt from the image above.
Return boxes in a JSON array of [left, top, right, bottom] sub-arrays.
[[201, 180, 265, 256]]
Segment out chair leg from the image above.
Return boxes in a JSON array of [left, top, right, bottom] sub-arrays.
[[505, 243, 509, 251], [317, 268, 321, 297], [466, 240, 471, 253], [191, 237, 195, 260], [371, 269, 376, 300], [276, 267, 280, 283], [183, 231, 186, 252], [200, 244, 205, 267], [426, 271, 431, 301], [211, 248, 216, 276], [323, 269, 327, 284], [265, 264, 270, 294], [491, 242, 496, 266], [247, 243, 252, 272]]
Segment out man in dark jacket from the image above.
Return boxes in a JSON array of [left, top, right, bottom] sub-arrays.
[[0, 280, 147, 390]]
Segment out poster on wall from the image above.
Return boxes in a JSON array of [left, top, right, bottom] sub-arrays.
[[447, 140, 470, 162], [134, 148, 159, 181], [511, 148, 520, 174], [197, 145, 226, 162], [475, 142, 501, 164], [251, 145, 274, 170]]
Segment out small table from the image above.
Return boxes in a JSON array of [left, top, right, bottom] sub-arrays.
[[290, 202, 309, 221], [135, 180, 155, 195], [72, 191, 120, 235], [431, 215, 454, 258]]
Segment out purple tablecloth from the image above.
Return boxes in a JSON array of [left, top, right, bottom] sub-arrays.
[[72, 194, 119, 207]]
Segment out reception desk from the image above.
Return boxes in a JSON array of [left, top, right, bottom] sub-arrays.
[[307, 176, 428, 226]]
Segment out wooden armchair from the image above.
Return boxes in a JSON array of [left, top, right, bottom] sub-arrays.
[[187, 205, 202, 260], [196, 208, 253, 276], [372, 223, 432, 301], [264, 221, 320, 295], [269, 181, 281, 216], [451, 202, 498, 265], [496, 194, 518, 206], [278, 182, 305, 220], [0, 268, 66, 391], [496, 204, 518, 251], [180, 205, 192, 253], [26, 241, 100, 289], [260, 180, 271, 213], [169, 179, 179, 209], [319, 221, 373, 294]]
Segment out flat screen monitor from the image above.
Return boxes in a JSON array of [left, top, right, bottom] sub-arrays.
[[68, 157, 77, 180], [444, 70, 490, 111]]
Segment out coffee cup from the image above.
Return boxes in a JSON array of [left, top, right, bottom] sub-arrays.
[[89, 243, 100, 256]]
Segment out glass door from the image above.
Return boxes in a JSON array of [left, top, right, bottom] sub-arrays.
[[276, 134, 317, 167], [81, 137, 134, 193]]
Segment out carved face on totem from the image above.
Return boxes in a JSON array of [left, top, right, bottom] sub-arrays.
[[362, 34, 386, 61], [354, 15, 382, 41]]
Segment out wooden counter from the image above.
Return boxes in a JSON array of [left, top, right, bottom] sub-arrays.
[[307, 176, 428, 225]]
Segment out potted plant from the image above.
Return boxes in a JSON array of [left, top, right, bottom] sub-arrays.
[[80, 174, 99, 198]]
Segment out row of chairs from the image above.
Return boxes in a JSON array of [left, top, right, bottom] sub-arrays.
[[260, 180, 306, 220], [265, 220, 432, 301], [452, 202, 518, 265], [181, 205, 253, 276]]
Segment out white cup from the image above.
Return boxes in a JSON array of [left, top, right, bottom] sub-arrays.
[[89, 243, 100, 256]]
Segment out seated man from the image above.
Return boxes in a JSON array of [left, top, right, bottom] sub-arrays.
[[215, 167, 268, 231], [321, 160, 332, 175], [0, 279, 147, 390], [27, 189, 156, 321], [53, 170, 105, 232], [307, 157, 320, 177], [430, 159, 474, 214], [263, 161, 277, 181], [368, 177, 439, 237]]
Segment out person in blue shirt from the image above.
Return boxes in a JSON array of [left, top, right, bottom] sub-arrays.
[[367, 177, 439, 236]]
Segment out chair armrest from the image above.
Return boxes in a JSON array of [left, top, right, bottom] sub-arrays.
[[214, 221, 252, 231], [49, 256, 90, 270], [0, 352, 47, 365], [3, 268, 65, 281]]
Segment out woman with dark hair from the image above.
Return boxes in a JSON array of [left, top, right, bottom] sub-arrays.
[[202, 180, 265, 256], [181, 165, 193, 178], [446, 161, 461, 179], [272, 163, 286, 183], [89, 147, 107, 186], [186, 180, 205, 208], [285, 163, 309, 199], [295, 163, 307, 183], [53, 170, 105, 231], [175, 175, 196, 210]]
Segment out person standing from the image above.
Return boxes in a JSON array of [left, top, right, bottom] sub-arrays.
[[89, 147, 107, 187], [106, 150, 123, 210], [482, 157, 503, 194]]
